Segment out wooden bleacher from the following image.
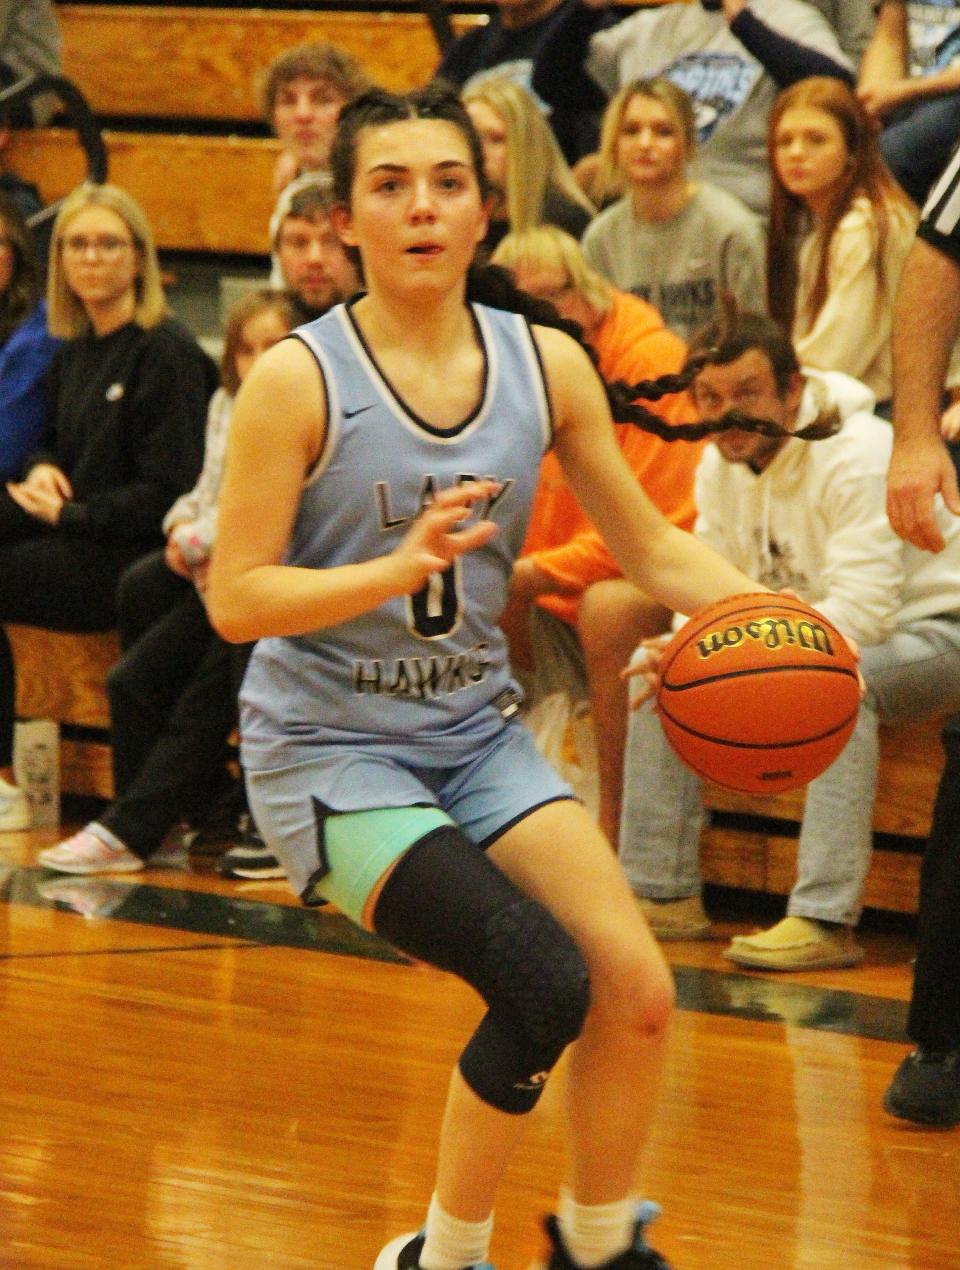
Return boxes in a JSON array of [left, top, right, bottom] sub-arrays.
[[8, 626, 119, 800], [6, 4, 490, 254], [699, 715, 946, 915], [6, 127, 280, 254], [58, 5, 484, 117]]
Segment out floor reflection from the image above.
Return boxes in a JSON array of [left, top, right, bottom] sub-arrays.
[[2, 866, 406, 963], [674, 965, 909, 1043]]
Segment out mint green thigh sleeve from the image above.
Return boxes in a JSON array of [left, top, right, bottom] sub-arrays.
[[306, 804, 454, 925]]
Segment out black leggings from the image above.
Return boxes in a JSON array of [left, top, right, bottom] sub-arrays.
[[0, 495, 148, 767], [98, 553, 250, 857]]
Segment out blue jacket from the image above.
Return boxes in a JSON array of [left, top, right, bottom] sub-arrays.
[[0, 301, 60, 480]]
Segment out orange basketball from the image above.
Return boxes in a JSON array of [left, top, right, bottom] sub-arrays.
[[655, 592, 860, 794]]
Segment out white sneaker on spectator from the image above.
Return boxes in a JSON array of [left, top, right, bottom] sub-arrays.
[[37, 829, 144, 875], [0, 777, 31, 832]]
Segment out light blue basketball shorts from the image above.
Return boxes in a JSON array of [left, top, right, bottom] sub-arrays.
[[244, 720, 573, 924]]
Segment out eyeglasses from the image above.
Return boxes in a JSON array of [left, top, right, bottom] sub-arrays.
[[61, 235, 134, 259]]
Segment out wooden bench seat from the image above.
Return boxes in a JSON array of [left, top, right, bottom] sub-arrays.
[[6, 128, 280, 254], [7, 625, 119, 800], [699, 715, 947, 914]]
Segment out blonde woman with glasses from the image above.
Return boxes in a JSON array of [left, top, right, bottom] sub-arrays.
[[462, 76, 596, 255], [0, 183, 217, 834]]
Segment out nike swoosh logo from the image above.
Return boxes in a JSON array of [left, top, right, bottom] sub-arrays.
[[342, 404, 374, 419]]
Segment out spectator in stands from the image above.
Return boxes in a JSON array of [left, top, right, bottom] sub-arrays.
[[858, 0, 960, 208], [531, 0, 854, 218], [619, 311, 960, 971], [273, 181, 360, 324], [0, 108, 41, 223], [261, 40, 372, 196], [437, 0, 607, 164], [463, 77, 596, 254], [261, 40, 371, 288], [0, 0, 61, 125], [36, 290, 296, 875], [492, 224, 704, 845], [767, 76, 917, 412], [581, 76, 766, 343], [194, 181, 361, 882], [0, 193, 58, 483], [884, 147, 960, 1128], [812, 0, 875, 67], [0, 183, 217, 833]]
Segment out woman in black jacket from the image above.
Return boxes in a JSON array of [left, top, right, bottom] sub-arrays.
[[0, 183, 217, 831]]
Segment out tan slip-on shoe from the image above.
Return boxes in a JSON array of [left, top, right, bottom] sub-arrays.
[[724, 916, 864, 971], [637, 894, 713, 940]]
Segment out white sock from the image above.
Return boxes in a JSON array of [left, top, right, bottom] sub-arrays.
[[420, 1193, 493, 1270], [558, 1189, 636, 1268]]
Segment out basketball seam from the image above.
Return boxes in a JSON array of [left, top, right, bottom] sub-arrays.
[[658, 709, 859, 750], [661, 663, 860, 691]]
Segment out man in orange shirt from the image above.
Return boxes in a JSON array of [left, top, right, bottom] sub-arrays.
[[493, 226, 704, 844]]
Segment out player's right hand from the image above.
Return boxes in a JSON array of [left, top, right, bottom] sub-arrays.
[[392, 480, 500, 593]]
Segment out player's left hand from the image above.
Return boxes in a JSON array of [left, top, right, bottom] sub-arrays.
[[621, 633, 671, 710]]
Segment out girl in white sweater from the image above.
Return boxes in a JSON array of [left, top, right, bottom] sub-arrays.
[[767, 75, 916, 409]]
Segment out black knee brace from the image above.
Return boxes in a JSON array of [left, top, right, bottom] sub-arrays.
[[372, 825, 590, 1114]]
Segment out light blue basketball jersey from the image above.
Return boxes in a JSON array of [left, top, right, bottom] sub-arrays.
[[241, 299, 553, 772]]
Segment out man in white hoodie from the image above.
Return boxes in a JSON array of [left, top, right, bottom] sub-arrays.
[[619, 311, 960, 970]]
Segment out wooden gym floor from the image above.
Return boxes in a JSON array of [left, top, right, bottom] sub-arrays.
[[1, 820, 958, 1270]]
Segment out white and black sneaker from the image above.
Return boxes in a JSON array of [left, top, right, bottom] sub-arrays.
[[375, 1231, 495, 1269], [217, 829, 286, 881]]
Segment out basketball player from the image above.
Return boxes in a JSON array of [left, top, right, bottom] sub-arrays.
[[208, 83, 768, 1270]]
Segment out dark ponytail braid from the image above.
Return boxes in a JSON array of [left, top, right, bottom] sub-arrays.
[[468, 264, 840, 445]]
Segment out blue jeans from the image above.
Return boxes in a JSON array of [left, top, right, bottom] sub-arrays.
[[619, 617, 960, 926], [880, 95, 960, 206]]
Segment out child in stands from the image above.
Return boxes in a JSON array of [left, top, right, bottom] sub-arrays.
[[37, 289, 295, 874]]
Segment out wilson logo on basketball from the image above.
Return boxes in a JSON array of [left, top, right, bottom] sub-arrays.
[[696, 617, 835, 661]]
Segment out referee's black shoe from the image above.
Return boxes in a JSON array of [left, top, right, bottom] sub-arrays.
[[884, 1048, 960, 1127]]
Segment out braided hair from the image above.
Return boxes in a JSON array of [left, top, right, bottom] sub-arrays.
[[330, 84, 836, 446], [467, 266, 839, 444]]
